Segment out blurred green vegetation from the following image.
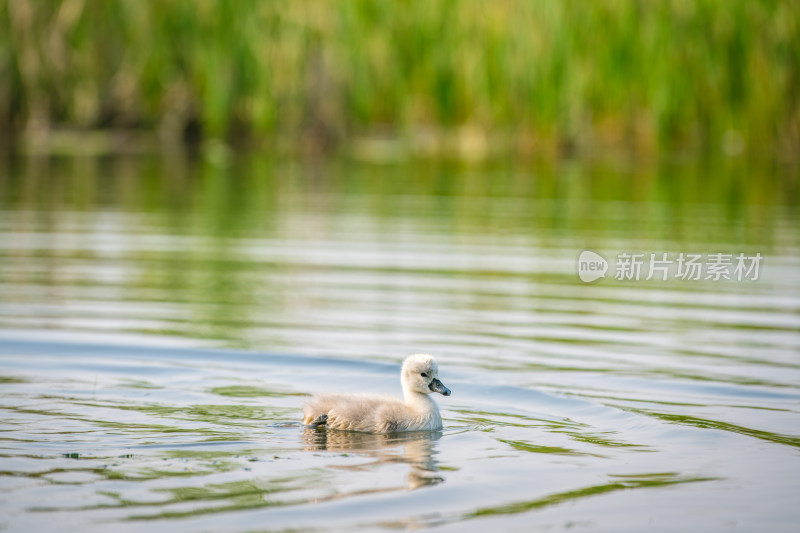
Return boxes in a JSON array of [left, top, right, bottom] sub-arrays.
[[1, 0, 798, 157]]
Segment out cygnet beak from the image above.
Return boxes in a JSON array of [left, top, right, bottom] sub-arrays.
[[429, 378, 451, 396]]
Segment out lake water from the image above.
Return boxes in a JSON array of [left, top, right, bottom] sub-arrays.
[[1, 155, 799, 532]]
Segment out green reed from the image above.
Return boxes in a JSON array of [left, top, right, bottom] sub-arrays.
[[1, 0, 797, 155]]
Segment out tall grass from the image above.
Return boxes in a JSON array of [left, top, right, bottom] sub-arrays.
[[1, 0, 798, 156]]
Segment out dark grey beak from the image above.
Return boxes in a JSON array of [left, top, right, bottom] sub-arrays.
[[429, 378, 451, 396]]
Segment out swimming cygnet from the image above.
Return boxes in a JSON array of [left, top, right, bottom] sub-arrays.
[[303, 353, 451, 433]]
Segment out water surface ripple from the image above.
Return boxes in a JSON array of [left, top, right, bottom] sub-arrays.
[[0, 158, 799, 531]]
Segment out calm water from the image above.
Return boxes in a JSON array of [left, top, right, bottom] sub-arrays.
[[1, 155, 799, 532]]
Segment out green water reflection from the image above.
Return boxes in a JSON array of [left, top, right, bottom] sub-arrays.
[[0, 154, 798, 531], [467, 472, 717, 519], [0, 154, 796, 351]]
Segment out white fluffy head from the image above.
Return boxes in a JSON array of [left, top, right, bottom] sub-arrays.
[[401, 353, 450, 396]]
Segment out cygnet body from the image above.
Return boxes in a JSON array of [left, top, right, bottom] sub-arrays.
[[303, 354, 451, 433]]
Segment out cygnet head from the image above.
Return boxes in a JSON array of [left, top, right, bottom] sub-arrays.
[[401, 354, 451, 396]]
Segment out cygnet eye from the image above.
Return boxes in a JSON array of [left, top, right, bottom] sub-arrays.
[[420, 372, 427, 377]]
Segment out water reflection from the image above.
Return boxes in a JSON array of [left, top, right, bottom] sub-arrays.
[[0, 154, 798, 532], [302, 428, 444, 489], [466, 472, 717, 519]]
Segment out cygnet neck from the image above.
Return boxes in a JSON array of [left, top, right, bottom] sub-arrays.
[[403, 388, 436, 410]]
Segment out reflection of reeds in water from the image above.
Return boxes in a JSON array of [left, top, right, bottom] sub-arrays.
[[303, 428, 444, 490]]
